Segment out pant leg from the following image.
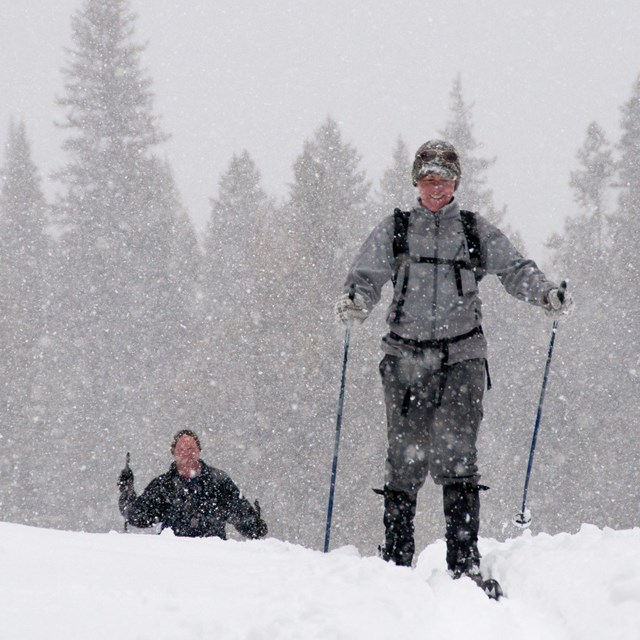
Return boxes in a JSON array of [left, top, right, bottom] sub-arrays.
[[428, 359, 485, 485], [443, 482, 482, 575], [381, 488, 416, 566], [379, 353, 437, 494]]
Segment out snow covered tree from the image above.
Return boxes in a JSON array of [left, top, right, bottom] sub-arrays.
[[440, 76, 509, 228], [573, 74, 640, 529], [609, 74, 640, 396], [41, 0, 200, 531], [611, 73, 640, 297], [0, 120, 51, 521], [550, 122, 613, 283], [203, 150, 270, 331], [288, 117, 371, 285], [535, 121, 618, 532], [372, 136, 415, 217], [272, 118, 372, 546], [196, 151, 277, 477]]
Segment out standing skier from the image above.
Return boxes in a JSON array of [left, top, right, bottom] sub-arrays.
[[335, 140, 573, 586], [118, 429, 267, 539]]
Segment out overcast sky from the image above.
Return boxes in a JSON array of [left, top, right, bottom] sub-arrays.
[[2, 1, 640, 259]]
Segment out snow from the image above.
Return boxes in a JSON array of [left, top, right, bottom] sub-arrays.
[[2, 521, 640, 639]]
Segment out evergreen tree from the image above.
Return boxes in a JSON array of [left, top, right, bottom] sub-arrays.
[[197, 151, 275, 478], [585, 73, 640, 528], [289, 117, 371, 281], [540, 120, 619, 532], [610, 74, 640, 382], [372, 136, 415, 217], [440, 75, 512, 234], [203, 150, 271, 331], [551, 122, 614, 282], [0, 121, 50, 521], [42, 0, 199, 531], [611, 73, 640, 286], [275, 117, 371, 546]]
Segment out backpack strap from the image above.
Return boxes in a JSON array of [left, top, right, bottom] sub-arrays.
[[391, 209, 412, 322], [392, 209, 410, 276], [460, 210, 483, 282]]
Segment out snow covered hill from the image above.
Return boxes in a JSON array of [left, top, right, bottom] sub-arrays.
[[2, 521, 639, 639]]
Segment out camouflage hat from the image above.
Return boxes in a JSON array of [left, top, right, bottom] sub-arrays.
[[412, 140, 461, 187]]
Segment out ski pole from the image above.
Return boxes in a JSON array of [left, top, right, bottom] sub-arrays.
[[324, 289, 354, 552], [513, 281, 567, 529], [123, 452, 130, 533]]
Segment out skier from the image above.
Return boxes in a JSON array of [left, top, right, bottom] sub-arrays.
[[335, 140, 573, 590], [118, 429, 267, 539]]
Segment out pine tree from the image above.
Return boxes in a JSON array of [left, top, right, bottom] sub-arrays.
[[552, 121, 614, 281], [42, 0, 199, 531], [540, 120, 619, 532], [585, 73, 640, 528], [289, 117, 371, 284], [372, 136, 415, 217], [0, 121, 51, 521], [610, 74, 640, 379], [273, 117, 371, 546], [440, 75, 512, 233], [203, 150, 271, 328], [196, 151, 275, 471], [611, 73, 640, 280]]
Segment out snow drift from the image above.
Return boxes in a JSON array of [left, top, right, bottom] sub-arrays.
[[2, 521, 639, 639]]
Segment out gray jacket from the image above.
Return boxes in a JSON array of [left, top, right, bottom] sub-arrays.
[[343, 199, 556, 367]]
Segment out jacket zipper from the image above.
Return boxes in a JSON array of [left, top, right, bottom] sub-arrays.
[[430, 212, 440, 338]]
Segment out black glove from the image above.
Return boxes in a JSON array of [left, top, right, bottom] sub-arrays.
[[253, 500, 267, 538], [118, 466, 134, 493]]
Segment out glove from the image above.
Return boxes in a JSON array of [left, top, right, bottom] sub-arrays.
[[335, 291, 368, 325], [545, 287, 574, 319], [117, 466, 134, 493], [253, 500, 268, 538]]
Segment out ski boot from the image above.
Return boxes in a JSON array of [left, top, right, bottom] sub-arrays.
[[374, 487, 417, 567], [443, 482, 503, 600]]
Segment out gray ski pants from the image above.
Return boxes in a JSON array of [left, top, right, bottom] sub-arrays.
[[379, 355, 485, 494]]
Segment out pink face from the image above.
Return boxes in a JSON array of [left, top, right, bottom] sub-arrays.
[[173, 435, 201, 468], [416, 175, 456, 212]]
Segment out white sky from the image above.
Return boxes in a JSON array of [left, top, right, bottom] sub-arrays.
[[2, 1, 640, 258]]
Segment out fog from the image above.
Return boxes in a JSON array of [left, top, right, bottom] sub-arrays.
[[3, 1, 640, 257]]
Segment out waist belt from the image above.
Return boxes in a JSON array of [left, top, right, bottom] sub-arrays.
[[388, 325, 483, 351], [388, 326, 491, 392]]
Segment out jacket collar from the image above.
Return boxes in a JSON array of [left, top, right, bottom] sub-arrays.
[[415, 197, 460, 220]]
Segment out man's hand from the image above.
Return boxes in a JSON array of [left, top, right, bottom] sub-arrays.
[[117, 466, 134, 493], [335, 292, 368, 325], [545, 286, 574, 319], [253, 500, 267, 538]]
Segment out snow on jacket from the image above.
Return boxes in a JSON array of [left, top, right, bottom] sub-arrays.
[[343, 199, 556, 366], [119, 461, 267, 539]]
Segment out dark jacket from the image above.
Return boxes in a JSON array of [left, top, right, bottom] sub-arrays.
[[119, 461, 267, 539]]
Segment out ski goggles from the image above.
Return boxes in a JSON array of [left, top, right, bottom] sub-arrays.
[[417, 149, 459, 163]]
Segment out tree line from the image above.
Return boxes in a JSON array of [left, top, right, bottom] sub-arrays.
[[0, 0, 638, 552]]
